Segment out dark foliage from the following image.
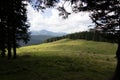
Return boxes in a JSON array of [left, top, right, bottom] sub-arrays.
[[45, 31, 116, 43], [0, 0, 30, 59]]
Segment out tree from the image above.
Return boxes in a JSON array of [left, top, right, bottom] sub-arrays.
[[9, 0, 30, 58], [0, 22, 6, 57], [28, 0, 120, 79], [88, 1, 120, 80], [0, 0, 30, 59], [0, 0, 8, 57]]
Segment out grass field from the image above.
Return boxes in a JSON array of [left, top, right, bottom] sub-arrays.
[[0, 39, 118, 80]]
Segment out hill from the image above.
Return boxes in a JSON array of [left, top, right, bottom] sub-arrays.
[[0, 39, 117, 80]]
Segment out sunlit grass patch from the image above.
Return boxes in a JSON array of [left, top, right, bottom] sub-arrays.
[[0, 39, 117, 80]]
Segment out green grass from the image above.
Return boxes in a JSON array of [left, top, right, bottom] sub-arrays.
[[0, 39, 117, 80]]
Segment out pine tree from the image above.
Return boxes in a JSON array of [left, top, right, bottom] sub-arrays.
[[0, 0, 30, 59]]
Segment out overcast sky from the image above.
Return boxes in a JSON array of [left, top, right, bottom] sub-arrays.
[[27, 3, 93, 33]]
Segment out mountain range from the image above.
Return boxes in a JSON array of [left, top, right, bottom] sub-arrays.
[[31, 29, 67, 36], [20, 30, 67, 46]]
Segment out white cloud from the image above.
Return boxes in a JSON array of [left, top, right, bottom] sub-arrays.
[[27, 4, 93, 33]]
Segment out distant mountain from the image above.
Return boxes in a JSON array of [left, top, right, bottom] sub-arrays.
[[31, 30, 67, 36], [19, 30, 67, 46], [19, 35, 53, 46]]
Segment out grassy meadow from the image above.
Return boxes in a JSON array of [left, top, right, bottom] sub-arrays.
[[0, 39, 118, 80]]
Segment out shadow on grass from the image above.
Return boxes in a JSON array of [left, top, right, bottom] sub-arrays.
[[0, 54, 114, 80]]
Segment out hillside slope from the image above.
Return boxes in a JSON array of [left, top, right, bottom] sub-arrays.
[[20, 39, 117, 55], [0, 39, 117, 80]]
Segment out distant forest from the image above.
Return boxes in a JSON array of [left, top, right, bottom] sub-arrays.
[[45, 30, 117, 43]]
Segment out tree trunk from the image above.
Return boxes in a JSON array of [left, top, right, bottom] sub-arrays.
[[7, 27, 12, 59], [13, 43, 16, 59], [7, 41, 12, 59], [1, 47, 6, 57], [0, 26, 6, 57], [1, 40, 6, 57], [13, 34, 17, 59], [112, 40, 120, 80]]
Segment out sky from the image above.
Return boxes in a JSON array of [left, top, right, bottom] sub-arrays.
[[27, 3, 93, 33]]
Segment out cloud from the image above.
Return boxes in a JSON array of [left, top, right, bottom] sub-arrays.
[[27, 4, 93, 33]]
